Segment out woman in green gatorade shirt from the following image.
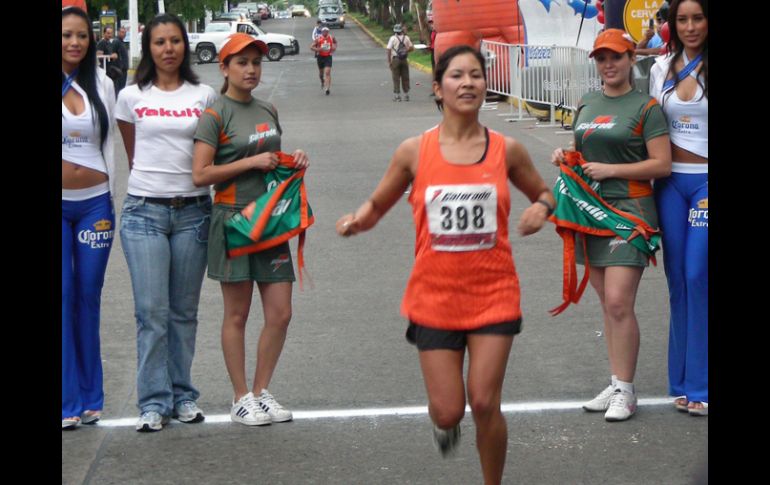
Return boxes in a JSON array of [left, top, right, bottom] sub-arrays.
[[192, 33, 309, 427], [551, 29, 671, 422]]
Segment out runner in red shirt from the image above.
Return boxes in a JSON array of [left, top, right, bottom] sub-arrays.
[[336, 45, 554, 485], [310, 27, 337, 95]]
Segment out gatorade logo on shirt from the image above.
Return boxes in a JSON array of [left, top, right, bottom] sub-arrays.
[[78, 219, 114, 249], [248, 123, 278, 149], [577, 115, 617, 142]]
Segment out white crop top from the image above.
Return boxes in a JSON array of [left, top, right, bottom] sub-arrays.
[[649, 54, 708, 159], [62, 82, 107, 173]]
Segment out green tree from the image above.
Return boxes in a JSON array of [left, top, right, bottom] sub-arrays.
[[86, 0, 225, 24]]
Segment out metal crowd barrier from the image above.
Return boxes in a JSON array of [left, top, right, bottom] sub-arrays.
[[97, 55, 110, 71], [481, 41, 602, 127]]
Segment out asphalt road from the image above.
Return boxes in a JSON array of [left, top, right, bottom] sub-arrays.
[[61, 16, 708, 485]]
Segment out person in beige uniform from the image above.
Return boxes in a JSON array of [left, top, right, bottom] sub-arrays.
[[386, 24, 414, 101]]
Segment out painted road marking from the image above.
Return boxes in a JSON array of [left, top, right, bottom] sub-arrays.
[[94, 398, 674, 428]]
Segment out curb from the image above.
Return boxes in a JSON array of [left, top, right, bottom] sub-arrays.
[[349, 15, 432, 75]]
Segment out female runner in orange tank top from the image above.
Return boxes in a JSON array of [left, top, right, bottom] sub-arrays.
[[336, 45, 555, 485]]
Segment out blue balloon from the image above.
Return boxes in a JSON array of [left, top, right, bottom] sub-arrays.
[[537, 0, 555, 12], [567, 0, 599, 19]]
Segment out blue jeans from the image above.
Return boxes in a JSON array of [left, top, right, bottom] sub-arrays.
[[62, 192, 114, 419], [120, 195, 211, 416]]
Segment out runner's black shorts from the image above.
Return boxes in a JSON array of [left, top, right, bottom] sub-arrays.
[[317, 55, 333, 69], [406, 319, 522, 351]]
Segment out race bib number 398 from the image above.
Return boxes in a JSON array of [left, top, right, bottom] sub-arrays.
[[425, 184, 498, 252]]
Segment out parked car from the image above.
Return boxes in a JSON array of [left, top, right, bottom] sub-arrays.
[[189, 20, 299, 63], [318, 4, 345, 28], [275, 10, 292, 19], [214, 11, 260, 25], [291, 5, 311, 17], [231, 6, 262, 24]]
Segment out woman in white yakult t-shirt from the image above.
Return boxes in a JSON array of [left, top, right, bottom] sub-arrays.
[[115, 13, 217, 433]]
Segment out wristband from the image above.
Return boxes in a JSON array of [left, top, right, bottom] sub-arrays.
[[535, 199, 554, 216]]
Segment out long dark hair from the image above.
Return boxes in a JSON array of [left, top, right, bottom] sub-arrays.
[[62, 7, 109, 152], [134, 13, 199, 89], [664, 0, 708, 103], [433, 45, 487, 111]]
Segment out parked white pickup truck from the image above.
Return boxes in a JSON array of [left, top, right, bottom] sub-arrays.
[[188, 20, 299, 63]]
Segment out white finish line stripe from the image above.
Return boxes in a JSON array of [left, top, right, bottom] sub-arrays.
[[95, 397, 673, 428]]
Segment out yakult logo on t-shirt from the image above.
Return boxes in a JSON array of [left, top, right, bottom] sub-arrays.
[[134, 107, 203, 118], [249, 123, 277, 149], [577, 115, 617, 142]]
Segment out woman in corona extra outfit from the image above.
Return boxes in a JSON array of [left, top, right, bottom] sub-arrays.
[[649, 0, 708, 417], [336, 45, 554, 485], [115, 13, 217, 432], [192, 33, 309, 427], [552, 29, 671, 422], [62, 6, 116, 430]]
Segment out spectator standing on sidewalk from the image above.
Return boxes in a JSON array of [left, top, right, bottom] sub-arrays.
[[113, 26, 129, 94], [192, 33, 310, 428], [62, 5, 117, 431], [387, 24, 414, 101], [311, 20, 324, 86], [649, 0, 709, 417], [551, 29, 671, 423], [115, 12, 217, 433], [428, 20, 437, 75], [96, 26, 122, 93]]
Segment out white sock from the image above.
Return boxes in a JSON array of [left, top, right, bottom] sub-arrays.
[[615, 379, 634, 394], [611, 375, 618, 387]]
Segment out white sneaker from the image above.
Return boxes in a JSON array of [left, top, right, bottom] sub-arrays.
[[173, 400, 205, 423], [231, 392, 271, 426], [583, 384, 616, 412], [136, 411, 169, 432], [605, 389, 637, 422], [404, 94, 410, 102], [257, 389, 293, 422], [432, 424, 461, 458]]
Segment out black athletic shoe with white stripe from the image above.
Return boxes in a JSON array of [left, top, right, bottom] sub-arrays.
[[433, 424, 461, 458], [230, 392, 271, 426], [257, 389, 293, 422]]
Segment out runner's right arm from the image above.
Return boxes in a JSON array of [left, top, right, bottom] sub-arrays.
[[336, 137, 418, 236]]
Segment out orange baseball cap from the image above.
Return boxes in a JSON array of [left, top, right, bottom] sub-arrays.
[[219, 33, 268, 64], [590, 28, 636, 57]]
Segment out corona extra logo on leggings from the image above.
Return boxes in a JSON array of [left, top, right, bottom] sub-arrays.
[[78, 219, 114, 249], [689, 199, 708, 228]]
